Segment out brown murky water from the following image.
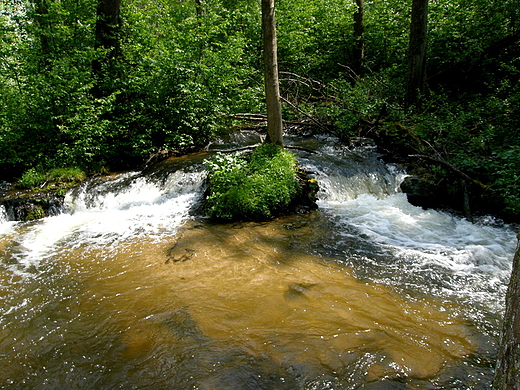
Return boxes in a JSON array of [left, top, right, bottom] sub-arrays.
[[0, 212, 478, 389], [1, 143, 515, 389]]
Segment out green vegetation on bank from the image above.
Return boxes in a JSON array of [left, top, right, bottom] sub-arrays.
[[18, 167, 86, 193], [205, 144, 300, 220], [0, 0, 519, 219]]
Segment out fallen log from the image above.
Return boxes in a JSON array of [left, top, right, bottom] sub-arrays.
[[207, 143, 317, 155]]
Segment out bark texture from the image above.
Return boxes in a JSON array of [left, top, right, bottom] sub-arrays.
[[494, 231, 520, 389], [94, 0, 122, 58], [32, 0, 51, 69], [92, 0, 122, 97], [261, 0, 283, 146], [353, 0, 365, 76], [405, 0, 428, 108], [195, 0, 204, 17]]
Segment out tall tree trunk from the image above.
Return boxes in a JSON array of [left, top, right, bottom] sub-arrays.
[[92, 0, 122, 98], [261, 0, 283, 146], [405, 0, 428, 109], [32, 0, 51, 70], [494, 231, 520, 390], [194, 0, 204, 18], [352, 0, 365, 76]]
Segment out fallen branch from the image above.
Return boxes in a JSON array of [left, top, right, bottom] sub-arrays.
[[231, 113, 267, 122], [279, 71, 327, 96], [207, 143, 317, 155], [411, 153, 495, 193], [280, 96, 330, 133], [144, 149, 171, 166], [207, 144, 262, 153]]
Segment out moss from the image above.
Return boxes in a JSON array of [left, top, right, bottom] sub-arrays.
[[18, 167, 86, 190], [25, 205, 45, 221]]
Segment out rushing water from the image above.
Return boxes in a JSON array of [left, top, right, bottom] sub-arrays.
[[0, 135, 517, 389]]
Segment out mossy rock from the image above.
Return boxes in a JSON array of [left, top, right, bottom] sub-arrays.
[[0, 192, 65, 222], [25, 204, 46, 221]]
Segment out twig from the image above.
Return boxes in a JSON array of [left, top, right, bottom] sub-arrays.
[[280, 96, 330, 133]]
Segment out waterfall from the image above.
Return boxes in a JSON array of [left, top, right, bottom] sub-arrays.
[[289, 135, 516, 311], [0, 204, 7, 224], [1, 168, 206, 272]]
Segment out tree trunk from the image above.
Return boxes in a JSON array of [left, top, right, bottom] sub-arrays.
[[92, 0, 122, 98], [494, 230, 520, 390], [261, 0, 283, 146], [405, 0, 428, 109], [195, 0, 204, 17], [32, 0, 51, 69], [352, 0, 365, 76]]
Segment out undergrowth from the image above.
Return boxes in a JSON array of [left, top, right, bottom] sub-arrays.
[[204, 144, 301, 220], [18, 167, 86, 192]]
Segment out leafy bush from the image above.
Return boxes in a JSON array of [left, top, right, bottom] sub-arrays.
[[488, 147, 520, 216], [205, 144, 301, 220]]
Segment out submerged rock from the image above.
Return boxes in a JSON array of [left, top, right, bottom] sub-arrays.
[[199, 351, 307, 390], [284, 283, 316, 300], [361, 380, 406, 390], [162, 308, 208, 342]]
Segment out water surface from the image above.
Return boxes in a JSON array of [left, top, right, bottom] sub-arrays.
[[0, 136, 516, 389]]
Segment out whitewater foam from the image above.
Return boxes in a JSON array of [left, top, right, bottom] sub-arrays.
[[324, 193, 516, 273], [4, 169, 206, 270]]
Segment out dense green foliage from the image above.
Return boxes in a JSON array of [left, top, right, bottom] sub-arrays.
[[0, 0, 519, 217], [205, 144, 300, 220]]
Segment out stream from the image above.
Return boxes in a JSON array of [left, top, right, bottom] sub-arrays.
[[0, 134, 517, 389]]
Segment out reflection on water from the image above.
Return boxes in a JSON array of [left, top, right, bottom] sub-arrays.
[[0, 142, 517, 389]]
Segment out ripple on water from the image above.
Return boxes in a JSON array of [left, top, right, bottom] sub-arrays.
[[0, 146, 515, 389], [0, 216, 474, 388]]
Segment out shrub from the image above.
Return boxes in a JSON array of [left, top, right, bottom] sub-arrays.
[[205, 144, 301, 220], [47, 167, 86, 183], [488, 146, 520, 217]]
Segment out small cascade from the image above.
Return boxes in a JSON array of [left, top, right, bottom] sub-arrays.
[[2, 166, 206, 272], [63, 168, 206, 237], [287, 135, 407, 201], [313, 152, 405, 202], [290, 136, 517, 314], [0, 204, 7, 223]]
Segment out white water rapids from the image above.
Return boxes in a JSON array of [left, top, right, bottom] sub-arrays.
[[0, 135, 517, 389]]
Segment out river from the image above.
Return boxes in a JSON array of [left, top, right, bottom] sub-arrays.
[[0, 134, 517, 389]]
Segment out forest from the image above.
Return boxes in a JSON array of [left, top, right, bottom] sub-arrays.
[[0, 0, 519, 220]]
